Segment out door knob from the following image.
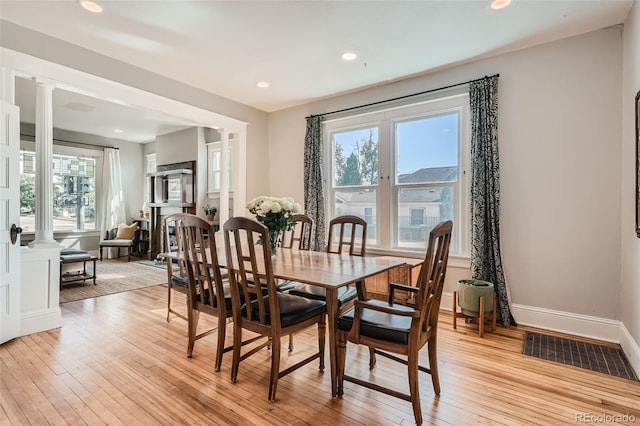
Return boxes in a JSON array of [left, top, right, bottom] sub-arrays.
[[10, 224, 22, 245]]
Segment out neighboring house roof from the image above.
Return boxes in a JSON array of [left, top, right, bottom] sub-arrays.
[[398, 166, 458, 184], [335, 167, 457, 204]]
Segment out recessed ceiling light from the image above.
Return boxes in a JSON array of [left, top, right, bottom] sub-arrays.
[[79, 0, 103, 13], [491, 0, 511, 10], [114, 129, 124, 133], [341, 52, 357, 61], [257, 81, 269, 88]]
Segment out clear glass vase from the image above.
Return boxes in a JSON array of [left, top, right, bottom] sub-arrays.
[[268, 231, 280, 259]]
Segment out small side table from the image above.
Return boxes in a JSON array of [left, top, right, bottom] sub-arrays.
[[60, 252, 98, 287]]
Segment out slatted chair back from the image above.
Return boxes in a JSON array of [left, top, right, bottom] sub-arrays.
[[281, 214, 313, 251], [414, 220, 452, 338], [326, 215, 367, 257], [223, 216, 278, 326]]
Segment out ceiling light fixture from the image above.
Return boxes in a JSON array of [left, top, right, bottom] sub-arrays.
[[257, 81, 269, 88], [114, 129, 124, 133], [341, 52, 357, 61], [79, 0, 103, 13], [490, 0, 511, 10]]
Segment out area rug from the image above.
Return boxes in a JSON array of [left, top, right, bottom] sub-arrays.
[[523, 331, 638, 381], [60, 260, 167, 303]]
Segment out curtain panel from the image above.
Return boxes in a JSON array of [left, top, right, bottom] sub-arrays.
[[303, 116, 326, 251], [469, 75, 514, 327], [98, 148, 126, 257]]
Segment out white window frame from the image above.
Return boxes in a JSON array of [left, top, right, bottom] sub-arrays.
[[324, 92, 470, 258], [19, 139, 104, 235], [206, 138, 235, 198], [144, 153, 156, 202]]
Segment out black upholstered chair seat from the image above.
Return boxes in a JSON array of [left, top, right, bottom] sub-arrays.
[[170, 270, 229, 289], [244, 293, 326, 328], [289, 285, 358, 308], [337, 299, 415, 345], [170, 272, 189, 289]]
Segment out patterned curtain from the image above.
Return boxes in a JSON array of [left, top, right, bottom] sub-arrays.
[[469, 75, 514, 327], [303, 116, 326, 251]]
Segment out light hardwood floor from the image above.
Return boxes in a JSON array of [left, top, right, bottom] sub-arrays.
[[1, 285, 639, 425]]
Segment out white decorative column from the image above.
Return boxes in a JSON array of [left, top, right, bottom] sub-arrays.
[[219, 129, 230, 226], [29, 78, 58, 248]]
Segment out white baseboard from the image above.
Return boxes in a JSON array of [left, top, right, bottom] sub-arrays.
[[442, 291, 640, 375], [509, 303, 622, 343], [620, 323, 640, 376], [20, 308, 61, 337]]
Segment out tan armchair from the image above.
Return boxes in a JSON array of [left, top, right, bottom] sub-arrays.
[[99, 223, 138, 261]]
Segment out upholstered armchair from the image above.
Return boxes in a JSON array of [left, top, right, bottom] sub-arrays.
[[99, 223, 138, 261]]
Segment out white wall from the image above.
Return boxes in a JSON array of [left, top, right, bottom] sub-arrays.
[[269, 29, 624, 323], [621, 1, 640, 361]]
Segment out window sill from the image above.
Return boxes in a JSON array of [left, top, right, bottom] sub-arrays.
[[366, 247, 470, 269]]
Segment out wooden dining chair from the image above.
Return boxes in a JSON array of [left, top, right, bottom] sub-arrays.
[[289, 215, 367, 311], [336, 220, 452, 425], [281, 213, 314, 250], [164, 212, 189, 322], [223, 217, 326, 402], [180, 214, 262, 371], [278, 213, 314, 350]]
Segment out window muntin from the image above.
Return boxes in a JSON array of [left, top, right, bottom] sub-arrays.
[[326, 94, 469, 256], [20, 150, 97, 232]]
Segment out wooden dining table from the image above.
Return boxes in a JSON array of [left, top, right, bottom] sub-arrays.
[[165, 237, 405, 397]]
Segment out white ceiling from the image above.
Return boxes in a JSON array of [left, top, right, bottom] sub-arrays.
[[1, 0, 633, 143]]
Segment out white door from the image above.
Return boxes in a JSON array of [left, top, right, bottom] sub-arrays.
[[0, 100, 21, 344]]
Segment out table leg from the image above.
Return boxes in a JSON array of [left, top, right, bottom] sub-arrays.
[[325, 287, 339, 397]]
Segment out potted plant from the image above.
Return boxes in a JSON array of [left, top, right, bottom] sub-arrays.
[[203, 205, 217, 221]]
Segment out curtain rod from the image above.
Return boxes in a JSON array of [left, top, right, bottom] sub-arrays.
[[19, 133, 118, 150], [306, 73, 499, 119]]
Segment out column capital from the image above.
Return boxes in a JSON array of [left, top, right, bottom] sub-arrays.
[[31, 76, 57, 89]]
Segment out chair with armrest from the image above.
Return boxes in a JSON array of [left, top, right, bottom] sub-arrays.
[[336, 220, 452, 425], [288, 215, 367, 313], [223, 216, 326, 402], [99, 223, 138, 261]]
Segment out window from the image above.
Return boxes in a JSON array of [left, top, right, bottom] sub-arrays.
[[326, 93, 469, 256], [20, 148, 99, 233], [207, 139, 234, 196], [144, 153, 156, 202], [410, 208, 424, 226]]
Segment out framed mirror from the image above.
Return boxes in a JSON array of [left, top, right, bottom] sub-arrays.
[[636, 90, 640, 237]]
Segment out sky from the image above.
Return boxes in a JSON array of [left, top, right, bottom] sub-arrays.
[[333, 112, 459, 176]]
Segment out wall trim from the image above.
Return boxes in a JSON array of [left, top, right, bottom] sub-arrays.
[[620, 323, 640, 377], [509, 303, 621, 342], [20, 308, 61, 337]]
